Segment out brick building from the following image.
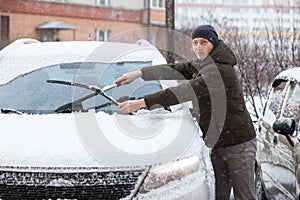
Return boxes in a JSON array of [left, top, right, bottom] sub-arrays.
[[0, 0, 166, 49]]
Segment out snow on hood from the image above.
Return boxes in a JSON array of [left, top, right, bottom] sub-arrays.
[[0, 108, 201, 170], [0, 40, 166, 85]]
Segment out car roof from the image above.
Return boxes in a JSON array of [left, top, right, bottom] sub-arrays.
[[272, 67, 300, 87], [0, 39, 166, 85]]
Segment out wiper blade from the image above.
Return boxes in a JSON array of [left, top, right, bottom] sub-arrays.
[[47, 80, 120, 106], [54, 92, 96, 113], [0, 108, 23, 115], [86, 96, 134, 112]]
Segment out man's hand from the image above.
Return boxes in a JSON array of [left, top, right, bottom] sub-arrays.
[[118, 99, 146, 114], [114, 70, 142, 85]]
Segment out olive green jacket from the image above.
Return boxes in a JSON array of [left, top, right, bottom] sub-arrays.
[[141, 40, 256, 148]]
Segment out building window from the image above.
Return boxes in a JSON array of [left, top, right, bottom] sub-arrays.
[[96, 0, 110, 7], [144, 0, 165, 8], [144, 0, 148, 8], [40, 31, 54, 42], [95, 29, 110, 41], [230, 8, 240, 13], [1, 16, 9, 49]]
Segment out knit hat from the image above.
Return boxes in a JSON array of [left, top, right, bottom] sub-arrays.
[[192, 25, 219, 47]]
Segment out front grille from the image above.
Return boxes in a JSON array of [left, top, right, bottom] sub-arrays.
[[0, 167, 146, 199]]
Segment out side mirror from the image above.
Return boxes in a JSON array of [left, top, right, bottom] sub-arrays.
[[273, 117, 296, 146]]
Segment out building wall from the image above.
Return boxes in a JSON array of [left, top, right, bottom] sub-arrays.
[[40, 0, 145, 10], [150, 9, 165, 25], [0, 0, 150, 46], [5, 12, 144, 42], [39, 0, 165, 24], [0, 0, 168, 48], [110, 0, 144, 10]]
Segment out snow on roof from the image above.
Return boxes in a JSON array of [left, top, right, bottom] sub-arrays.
[[0, 39, 166, 85], [273, 67, 300, 87]]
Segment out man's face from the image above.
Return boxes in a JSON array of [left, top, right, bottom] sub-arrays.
[[192, 38, 214, 61]]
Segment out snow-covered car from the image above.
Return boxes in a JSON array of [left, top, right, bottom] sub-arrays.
[[256, 67, 300, 199], [0, 38, 214, 199]]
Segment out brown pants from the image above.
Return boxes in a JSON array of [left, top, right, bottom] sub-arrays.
[[211, 138, 257, 200]]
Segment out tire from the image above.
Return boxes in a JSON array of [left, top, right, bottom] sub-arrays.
[[255, 165, 268, 200]]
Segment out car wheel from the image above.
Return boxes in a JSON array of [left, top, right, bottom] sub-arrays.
[[255, 165, 268, 200]]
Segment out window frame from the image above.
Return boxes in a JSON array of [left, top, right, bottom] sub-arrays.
[[95, 29, 110, 42], [96, 0, 110, 7], [144, 0, 165, 9]]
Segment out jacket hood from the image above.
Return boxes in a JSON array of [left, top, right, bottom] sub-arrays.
[[209, 40, 237, 65]]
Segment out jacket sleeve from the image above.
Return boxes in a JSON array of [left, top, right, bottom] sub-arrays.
[[143, 63, 225, 110], [144, 76, 209, 110], [141, 61, 195, 81]]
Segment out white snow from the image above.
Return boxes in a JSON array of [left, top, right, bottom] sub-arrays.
[[0, 40, 166, 85], [0, 107, 214, 198], [0, 113, 99, 168], [0, 108, 203, 168], [275, 67, 300, 84], [97, 110, 186, 154]]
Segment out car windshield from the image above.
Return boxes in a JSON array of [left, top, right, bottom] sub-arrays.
[[0, 61, 162, 114]]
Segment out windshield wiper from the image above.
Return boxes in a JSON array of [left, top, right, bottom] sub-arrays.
[[54, 92, 96, 113], [85, 96, 135, 112], [47, 80, 121, 113], [0, 108, 23, 115], [47, 80, 120, 105]]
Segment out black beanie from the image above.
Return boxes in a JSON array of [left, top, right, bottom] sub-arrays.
[[192, 25, 219, 47]]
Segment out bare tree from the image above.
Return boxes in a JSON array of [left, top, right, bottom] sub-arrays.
[[263, 6, 300, 69]]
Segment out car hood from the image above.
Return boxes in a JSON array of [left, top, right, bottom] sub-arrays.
[[0, 108, 200, 171]]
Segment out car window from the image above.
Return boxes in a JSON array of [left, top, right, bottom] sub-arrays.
[[284, 83, 300, 131], [291, 84, 300, 103], [284, 83, 300, 118], [0, 62, 162, 114], [268, 81, 287, 116]]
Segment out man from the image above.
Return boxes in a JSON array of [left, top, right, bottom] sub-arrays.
[[115, 25, 256, 200]]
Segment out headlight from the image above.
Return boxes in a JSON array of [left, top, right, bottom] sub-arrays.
[[140, 156, 201, 193]]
